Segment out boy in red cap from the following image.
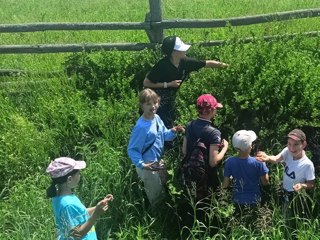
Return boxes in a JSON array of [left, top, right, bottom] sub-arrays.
[[179, 94, 228, 230], [143, 36, 229, 129], [182, 94, 229, 196]]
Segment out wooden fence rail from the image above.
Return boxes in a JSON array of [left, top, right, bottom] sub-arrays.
[[1, 8, 319, 33], [0, 0, 319, 54], [0, 31, 319, 55]]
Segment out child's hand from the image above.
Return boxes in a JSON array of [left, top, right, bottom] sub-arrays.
[[256, 151, 268, 162], [220, 139, 228, 149], [94, 194, 114, 216], [143, 161, 157, 171], [102, 194, 114, 211], [172, 125, 185, 133]]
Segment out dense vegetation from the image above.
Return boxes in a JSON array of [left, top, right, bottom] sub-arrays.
[[0, 0, 320, 239]]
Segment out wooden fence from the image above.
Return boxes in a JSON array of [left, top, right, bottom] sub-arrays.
[[0, 0, 319, 54]]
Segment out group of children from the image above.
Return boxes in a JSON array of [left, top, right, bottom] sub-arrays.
[[45, 36, 315, 239], [128, 87, 315, 228]]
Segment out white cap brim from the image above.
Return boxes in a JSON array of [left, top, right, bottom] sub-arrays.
[[173, 37, 191, 52], [74, 161, 86, 170]]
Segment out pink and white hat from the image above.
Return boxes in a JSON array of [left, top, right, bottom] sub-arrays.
[[46, 157, 86, 178]]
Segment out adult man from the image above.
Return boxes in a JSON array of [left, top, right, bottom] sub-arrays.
[[144, 36, 229, 129]]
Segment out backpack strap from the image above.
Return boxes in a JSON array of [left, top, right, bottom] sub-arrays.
[[183, 120, 216, 164], [142, 119, 159, 155]]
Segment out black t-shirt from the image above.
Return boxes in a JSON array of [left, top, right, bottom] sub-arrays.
[[185, 118, 222, 190], [147, 56, 206, 109], [185, 119, 221, 152]]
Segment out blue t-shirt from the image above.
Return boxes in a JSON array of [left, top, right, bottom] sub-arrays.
[[224, 156, 269, 204], [52, 194, 97, 240]]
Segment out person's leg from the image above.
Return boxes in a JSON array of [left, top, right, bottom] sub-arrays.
[[136, 167, 165, 206]]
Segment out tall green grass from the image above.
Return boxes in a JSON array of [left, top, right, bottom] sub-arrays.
[[1, 1, 320, 239]]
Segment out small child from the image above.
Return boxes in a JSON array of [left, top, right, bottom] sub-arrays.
[[46, 157, 113, 239], [128, 88, 184, 206], [223, 130, 269, 219], [256, 129, 315, 221]]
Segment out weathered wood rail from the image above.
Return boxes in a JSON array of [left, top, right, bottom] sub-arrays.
[[0, 0, 319, 54]]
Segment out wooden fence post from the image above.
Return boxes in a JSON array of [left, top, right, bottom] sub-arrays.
[[145, 0, 163, 43]]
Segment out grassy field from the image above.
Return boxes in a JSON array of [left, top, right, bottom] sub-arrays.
[[0, 0, 319, 71], [0, 1, 320, 239]]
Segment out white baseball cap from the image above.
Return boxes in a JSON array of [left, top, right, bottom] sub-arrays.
[[173, 37, 191, 52], [232, 130, 257, 152]]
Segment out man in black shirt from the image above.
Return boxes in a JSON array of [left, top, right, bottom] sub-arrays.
[[144, 36, 229, 128]]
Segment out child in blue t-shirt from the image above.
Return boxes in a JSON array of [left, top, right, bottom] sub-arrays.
[[46, 157, 113, 239], [223, 130, 269, 218]]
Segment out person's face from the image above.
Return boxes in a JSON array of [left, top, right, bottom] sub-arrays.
[[172, 50, 187, 58], [142, 100, 159, 116], [67, 171, 81, 189], [287, 137, 306, 159]]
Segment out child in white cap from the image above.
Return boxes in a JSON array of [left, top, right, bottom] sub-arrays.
[[223, 130, 269, 219], [46, 157, 113, 239]]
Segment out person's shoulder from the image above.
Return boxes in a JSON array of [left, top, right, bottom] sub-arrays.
[[224, 156, 237, 166], [154, 56, 171, 67], [55, 195, 81, 209], [183, 56, 200, 62], [206, 125, 220, 135], [250, 156, 265, 165], [182, 57, 205, 65], [131, 117, 150, 134], [302, 154, 314, 166]]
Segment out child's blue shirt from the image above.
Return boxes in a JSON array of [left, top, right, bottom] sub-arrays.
[[128, 114, 176, 169], [224, 156, 269, 204], [52, 194, 97, 240]]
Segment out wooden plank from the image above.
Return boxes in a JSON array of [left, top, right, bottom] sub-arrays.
[[148, 0, 163, 43], [0, 31, 318, 54], [0, 43, 158, 54], [157, 8, 320, 29], [0, 22, 150, 33], [198, 31, 320, 47], [0, 8, 319, 33]]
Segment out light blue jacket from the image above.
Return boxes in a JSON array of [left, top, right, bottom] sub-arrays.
[[128, 114, 176, 169]]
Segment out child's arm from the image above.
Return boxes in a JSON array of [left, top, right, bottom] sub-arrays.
[[71, 195, 113, 238], [256, 151, 283, 164], [260, 174, 269, 186], [205, 60, 229, 68], [144, 77, 182, 89], [86, 207, 95, 216], [209, 139, 229, 167]]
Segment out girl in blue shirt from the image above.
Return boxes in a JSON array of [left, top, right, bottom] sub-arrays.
[[46, 157, 113, 239]]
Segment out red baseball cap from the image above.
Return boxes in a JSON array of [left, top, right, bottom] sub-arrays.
[[196, 94, 223, 114]]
